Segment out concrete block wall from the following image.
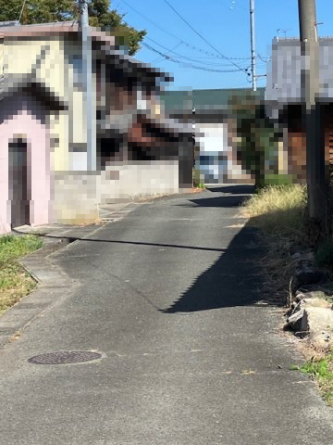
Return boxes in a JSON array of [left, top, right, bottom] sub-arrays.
[[51, 161, 179, 224], [51, 172, 101, 225], [100, 161, 179, 204]]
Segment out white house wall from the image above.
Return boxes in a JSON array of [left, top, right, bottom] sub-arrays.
[[69, 151, 88, 171], [194, 123, 228, 182], [195, 123, 228, 153]]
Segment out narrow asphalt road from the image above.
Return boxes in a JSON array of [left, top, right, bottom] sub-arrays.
[[1, 186, 333, 445]]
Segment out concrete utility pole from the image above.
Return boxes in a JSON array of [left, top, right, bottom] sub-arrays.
[[298, 0, 328, 227], [249, 0, 257, 91], [79, 0, 96, 171]]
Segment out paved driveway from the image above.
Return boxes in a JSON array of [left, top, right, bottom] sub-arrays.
[[0, 186, 332, 444]]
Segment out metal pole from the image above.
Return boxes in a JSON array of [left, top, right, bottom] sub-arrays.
[[80, 0, 96, 171], [298, 0, 328, 226], [250, 0, 257, 91]]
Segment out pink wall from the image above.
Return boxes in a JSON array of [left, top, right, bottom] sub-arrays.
[[0, 94, 51, 233]]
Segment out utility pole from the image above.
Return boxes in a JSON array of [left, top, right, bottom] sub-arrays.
[[298, 0, 328, 229], [79, 0, 96, 171], [249, 0, 257, 91]]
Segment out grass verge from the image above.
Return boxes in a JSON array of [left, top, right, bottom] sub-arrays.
[[0, 235, 43, 315], [290, 350, 333, 407], [241, 184, 309, 305], [241, 184, 308, 238]]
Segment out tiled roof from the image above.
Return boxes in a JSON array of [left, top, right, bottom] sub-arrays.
[[160, 88, 265, 113], [98, 110, 192, 137], [101, 46, 173, 83]]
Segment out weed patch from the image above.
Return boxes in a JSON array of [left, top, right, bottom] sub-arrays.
[[241, 185, 309, 305], [0, 235, 42, 315], [291, 351, 333, 406]]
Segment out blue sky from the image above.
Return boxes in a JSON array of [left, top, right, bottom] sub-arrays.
[[113, 0, 333, 91]]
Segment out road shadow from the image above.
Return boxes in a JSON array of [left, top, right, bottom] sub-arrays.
[[160, 198, 310, 313], [206, 185, 255, 195], [11, 227, 230, 253], [175, 195, 251, 208], [160, 221, 284, 313]]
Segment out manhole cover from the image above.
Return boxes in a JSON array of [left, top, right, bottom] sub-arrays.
[[28, 351, 102, 365]]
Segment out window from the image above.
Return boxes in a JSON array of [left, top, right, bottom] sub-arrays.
[[199, 155, 213, 166], [136, 84, 148, 111]]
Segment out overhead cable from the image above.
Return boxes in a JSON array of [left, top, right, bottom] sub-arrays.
[[161, 0, 248, 73], [119, 0, 251, 61], [143, 42, 249, 73], [146, 37, 250, 68]]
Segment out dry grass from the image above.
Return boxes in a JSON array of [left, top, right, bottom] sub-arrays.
[[241, 184, 308, 238], [192, 187, 206, 193], [0, 235, 42, 315], [240, 185, 309, 306]]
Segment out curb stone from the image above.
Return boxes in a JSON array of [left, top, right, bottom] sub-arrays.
[[0, 238, 76, 348]]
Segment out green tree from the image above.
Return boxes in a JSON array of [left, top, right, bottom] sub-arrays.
[[0, 0, 146, 55], [229, 91, 281, 189]]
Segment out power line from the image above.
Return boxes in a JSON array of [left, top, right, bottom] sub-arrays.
[[119, 0, 251, 61], [146, 37, 250, 68], [148, 42, 183, 64], [162, 0, 221, 51], [143, 42, 248, 73], [256, 52, 271, 63], [162, 0, 248, 74]]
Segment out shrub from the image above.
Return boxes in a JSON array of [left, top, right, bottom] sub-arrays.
[[263, 174, 297, 186]]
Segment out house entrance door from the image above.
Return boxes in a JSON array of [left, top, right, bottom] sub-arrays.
[[8, 138, 30, 228]]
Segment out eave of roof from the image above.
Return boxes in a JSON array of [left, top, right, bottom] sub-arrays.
[[101, 46, 173, 83], [272, 36, 333, 48], [0, 74, 68, 111], [98, 110, 193, 138], [136, 111, 193, 136], [0, 21, 115, 46]]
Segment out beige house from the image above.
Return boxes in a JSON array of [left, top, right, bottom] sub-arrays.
[[1, 21, 122, 172], [0, 21, 193, 232]]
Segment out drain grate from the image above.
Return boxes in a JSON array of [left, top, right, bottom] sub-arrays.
[[28, 350, 102, 365]]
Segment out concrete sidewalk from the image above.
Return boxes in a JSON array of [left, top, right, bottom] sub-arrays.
[[0, 186, 332, 445]]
